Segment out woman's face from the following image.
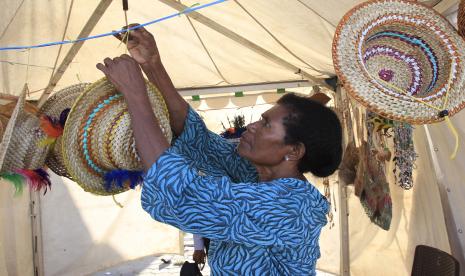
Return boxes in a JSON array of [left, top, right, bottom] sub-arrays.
[[237, 104, 292, 166]]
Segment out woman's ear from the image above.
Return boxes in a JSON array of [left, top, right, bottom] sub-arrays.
[[287, 142, 305, 161]]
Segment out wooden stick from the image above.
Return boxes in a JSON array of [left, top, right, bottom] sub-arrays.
[[37, 0, 113, 108]]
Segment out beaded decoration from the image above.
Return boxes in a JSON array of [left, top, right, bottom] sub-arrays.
[[392, 121, 417, 189]]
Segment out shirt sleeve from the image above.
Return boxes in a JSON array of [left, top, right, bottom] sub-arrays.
[[171, 107, 257, 183], [141, 149, 312, 248]]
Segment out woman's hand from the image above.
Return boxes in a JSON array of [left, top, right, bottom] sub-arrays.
[[193, 249, 206, 264], [115, 24, 160, 66], [96, 54, 146, 97]]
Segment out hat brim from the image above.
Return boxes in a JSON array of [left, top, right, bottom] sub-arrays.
[[0, 87, 26, 171]]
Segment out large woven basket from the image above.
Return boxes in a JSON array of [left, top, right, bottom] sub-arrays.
[[333, 0, 465, 124], [62, 78, 172, 195]]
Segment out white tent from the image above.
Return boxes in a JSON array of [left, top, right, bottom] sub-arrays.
[[0, 0, 464, 275]]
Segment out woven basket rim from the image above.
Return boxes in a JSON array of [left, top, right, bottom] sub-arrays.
[[0, 89, 26, 170], [332, 0, 465, 124]]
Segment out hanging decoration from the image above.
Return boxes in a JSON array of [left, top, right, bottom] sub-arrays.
[[392, 121, 417, 190], [333, 0, 465, 159], [61, 78, 172, 195], [0, 87, 52, 195], [354, 111, 392, 230], [323, 177, 335, 229], [39, 83, 90, 180]]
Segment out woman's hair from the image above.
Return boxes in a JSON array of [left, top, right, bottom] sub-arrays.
[[277, 93, 342, 177]]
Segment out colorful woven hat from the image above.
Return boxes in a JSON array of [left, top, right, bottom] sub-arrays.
[[0, 89, 52, 195], [39, 83, 89, 180], [62, 78, 172, 195], [333, 0, 465, 124]]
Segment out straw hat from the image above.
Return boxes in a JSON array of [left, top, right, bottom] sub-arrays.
[[39, 83, 90, 180], [62, 78, 172, 195], [0, 90, 52, 173], [333, 0, 465, 124]]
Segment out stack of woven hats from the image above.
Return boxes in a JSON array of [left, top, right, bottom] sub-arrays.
[[0, 78, 171, 196]]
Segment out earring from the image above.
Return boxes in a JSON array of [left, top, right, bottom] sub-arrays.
[[284, 156, 289, 161]]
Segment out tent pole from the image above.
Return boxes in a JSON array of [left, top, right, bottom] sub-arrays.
[[37, 0, 113, 108], [157, 0, 332, 91], [334, 83, 351, 276]]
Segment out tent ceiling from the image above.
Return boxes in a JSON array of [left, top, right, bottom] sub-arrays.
[[0, 0, 456, 100]]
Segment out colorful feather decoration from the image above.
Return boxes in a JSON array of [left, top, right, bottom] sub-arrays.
[[104, 170, 144, 191], [40, 115, 63, 138], [14, 168, 51, 195], [0, 172, 25, 196], [38, 109, 71, 147]]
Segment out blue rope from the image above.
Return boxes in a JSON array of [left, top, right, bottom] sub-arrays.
[[0, 0, 227, 51]]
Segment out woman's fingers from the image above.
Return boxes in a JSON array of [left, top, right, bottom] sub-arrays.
[[96, 62, 108, 74], [103, 57, 114, 67]]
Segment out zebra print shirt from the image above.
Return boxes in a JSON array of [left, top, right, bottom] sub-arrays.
[[142, 108, 329, 275]]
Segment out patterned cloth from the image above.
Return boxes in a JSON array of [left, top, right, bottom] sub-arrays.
[[142, 108, 329, 275]]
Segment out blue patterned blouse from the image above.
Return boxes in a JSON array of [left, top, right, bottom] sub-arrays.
[[142, 108, 329, 275]]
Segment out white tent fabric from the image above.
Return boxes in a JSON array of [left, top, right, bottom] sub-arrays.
[[1, 0, 464, 275], [40, 173, 183, 276], [0, 0, 345, 98]]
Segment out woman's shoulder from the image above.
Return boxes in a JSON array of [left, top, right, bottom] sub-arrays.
[[271, 178, 329, 214]]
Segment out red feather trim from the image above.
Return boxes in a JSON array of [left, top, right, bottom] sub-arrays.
[[40, 116, 63, 138]]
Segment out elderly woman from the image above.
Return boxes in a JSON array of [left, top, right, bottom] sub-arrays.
[[97, 27, 342, 275]]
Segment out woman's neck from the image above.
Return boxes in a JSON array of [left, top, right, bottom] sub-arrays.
[[255, 164, 305, 182]]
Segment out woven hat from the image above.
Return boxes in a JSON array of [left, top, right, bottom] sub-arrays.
[[333, 0, 465, 124], [62, 78, 172, 195], [0, 90, 52, 172], [39, 83, 89, 179]]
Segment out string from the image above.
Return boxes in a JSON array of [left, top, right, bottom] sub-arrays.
[[0, 0, 227, 51], [112, 195, 124, 208], [367, 66, 459, 159], [25, 49, 30, 97]]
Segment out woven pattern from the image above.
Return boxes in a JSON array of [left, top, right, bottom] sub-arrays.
[[411, 245, 460, 276], [333, 0, 465, 124], [1, 112, 51, 172], [62, 78, 172, 195], [39, 83, 89, 179]]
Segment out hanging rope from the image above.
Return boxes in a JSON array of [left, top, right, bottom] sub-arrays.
[[0, 0, 227, 51], [185, 16, 230, 84]]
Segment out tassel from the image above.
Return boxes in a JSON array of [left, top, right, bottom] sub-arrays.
[[104, 170, 144, 191], [128, 171, 144, 189], [1, 172, 26, 196], [14, 169, 51, 195], [40, 115, 64, 138]]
